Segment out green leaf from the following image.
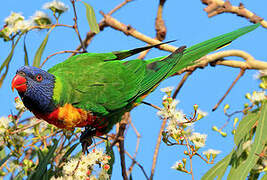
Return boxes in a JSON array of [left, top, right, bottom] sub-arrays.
[[0, 153, 11, 167], [105, 140, 115, 177], [0, 34, 23, 88], [261, 173, 267, 180], [29, 140, 58, 180], [234, 111, 259, 145], [23, 35, 29, 66], [202, 150, 233, 180], [33, 28, 53, 67], [58, 142, 79, 165], [228, 102, 267, 180], [81, 1, 100, 34]]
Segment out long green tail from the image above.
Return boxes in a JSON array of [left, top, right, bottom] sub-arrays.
[[169, 23, 260, 75], [139, 23, 259, 96]]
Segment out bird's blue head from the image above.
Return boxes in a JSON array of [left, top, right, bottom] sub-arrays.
[[12, 66, 56, 113]]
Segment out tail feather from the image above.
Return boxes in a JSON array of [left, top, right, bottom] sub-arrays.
[[169, 23, 260, 75], [140, 23, 259, 96]]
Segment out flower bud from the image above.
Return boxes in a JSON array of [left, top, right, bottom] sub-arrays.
[[220, 132, 227, 137], [177, 162, 183, 170], [233, 117, 239, 127], [224, 104, 230, 111], [245, 93, 251, 100], [182, 158, 187, 166], [212, 126, 218, 131], [193, 104, 198, 111]]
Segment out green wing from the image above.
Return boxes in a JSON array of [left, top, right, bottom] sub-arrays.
[[48, 47, 184, 116], [48, 23, 259, 116]]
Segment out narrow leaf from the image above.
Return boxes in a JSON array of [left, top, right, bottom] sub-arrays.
[[0, 153, 11, 167], [33, 28, 53, 67], [29, 140, 58, 180], [202, 150, 233, 180], [23, 34, 29, 66], [105, 140, 115, 177], [0, 34, 23, 88], [81, 1, 100, 34], [59, 142, 79, 165], [261, 173, 267, 180], [234, 111, 259, 145], [228, 102, 267, 180]]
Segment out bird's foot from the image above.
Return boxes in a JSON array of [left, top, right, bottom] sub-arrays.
[[80, 126, 96, 154]]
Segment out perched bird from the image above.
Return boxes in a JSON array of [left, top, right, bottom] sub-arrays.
[[11, 24, 258, 138]]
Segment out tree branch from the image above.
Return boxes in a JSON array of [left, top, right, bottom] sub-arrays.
[[201, 0, 267, 28], [149, 117, 168, 180]]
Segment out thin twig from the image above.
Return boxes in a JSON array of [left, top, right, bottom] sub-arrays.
[[125, 150, 149, 180], [195, 153, 214, 164], [73, 0, 133, 55], [118, 112, 130, 180], [142, 101, 162, 111], [172, 71, 193, 99], [40, 50, 81, 68], [212, 69, 245, 111], [10, 119, 42, 134], [70, 0, 87, 52], [127, 118, 141, 175], [149, 117, 168, 180], [184, 136, 194, 180], [138, 0, 167, 59]]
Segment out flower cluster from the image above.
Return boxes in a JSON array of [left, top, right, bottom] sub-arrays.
[[0, 1, 68, 40], [15, 97, 27, 111], [202, 149, 221, 161], [0, 116, 11, 134], [43, 0, 68, 15], [246, 91, 266, 105], [52, 149, 111, 180], [31, 11, 52, 26], [0, 12, 31, 40], [189, 132, 207, 149], [158, 87, 221, 172]]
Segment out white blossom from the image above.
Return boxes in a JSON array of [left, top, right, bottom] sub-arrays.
[[14, 20, 32, 31], [0, 116, 11, 133], [61, 149, 110, 179], [15, 97, 27, 111], [254, 69, 267, 79], [160, 86, 174, 93], [5, 12, 24, 26], [203, 149, 221, 156], [43, 0, 69, 13], [250, 91, 266, 104], [197, 109, 208, 117], [2, 12, 31, 36], [63, 158, 79, 175], [189, 132, 207, 148], [171, 161, 182, 170], [30, 11, 52, 26], [203, 149, 221, 159]]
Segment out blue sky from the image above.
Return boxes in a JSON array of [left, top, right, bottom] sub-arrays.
[[0, 0, 266, 179]]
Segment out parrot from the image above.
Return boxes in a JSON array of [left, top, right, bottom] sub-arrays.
[[11, 24, 259, 141]]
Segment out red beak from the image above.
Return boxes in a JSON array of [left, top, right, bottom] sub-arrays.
[[11, 74, 27, 92]]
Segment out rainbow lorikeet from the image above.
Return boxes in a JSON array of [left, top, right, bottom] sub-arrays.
[[11, 24, 258, 138]]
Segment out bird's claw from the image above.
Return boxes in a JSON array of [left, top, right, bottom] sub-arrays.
[[80, 126, 96, 154]]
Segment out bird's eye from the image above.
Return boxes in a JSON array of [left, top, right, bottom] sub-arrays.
[[35, 74, 43, 82]]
